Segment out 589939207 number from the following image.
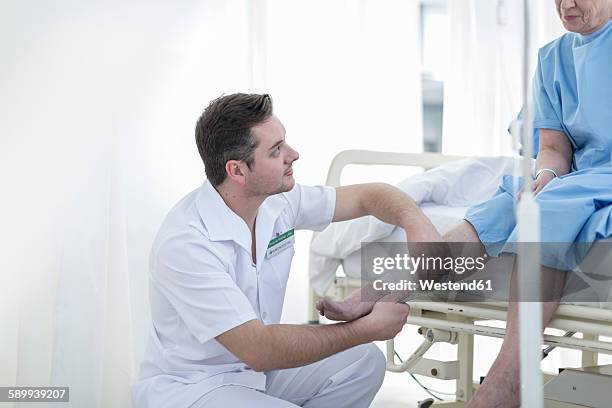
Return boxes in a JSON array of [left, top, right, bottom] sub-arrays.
[[1, 387, 69, 402]]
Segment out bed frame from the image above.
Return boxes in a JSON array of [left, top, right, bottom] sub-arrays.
[[308, 149, 612, 407]]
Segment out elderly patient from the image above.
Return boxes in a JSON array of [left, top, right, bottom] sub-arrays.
[[318, 1, 612, 407]]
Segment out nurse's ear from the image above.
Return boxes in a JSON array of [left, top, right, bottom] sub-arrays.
[[225, 160, 248, 186]]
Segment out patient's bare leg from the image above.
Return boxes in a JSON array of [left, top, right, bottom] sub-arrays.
[[443, 220, 481, 242], [315, 290, 375, 321], [316, 209, 448, 320], [316, 220, 482, 320], [464, 262, 566, 408]]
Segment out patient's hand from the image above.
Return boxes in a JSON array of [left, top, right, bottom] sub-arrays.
[[533, 171, 556, 195], [518, 171, 556, 201], [315, 291, 374, 322]]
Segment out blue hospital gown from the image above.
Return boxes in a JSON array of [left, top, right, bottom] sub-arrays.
[[465, 19, 612, 268]]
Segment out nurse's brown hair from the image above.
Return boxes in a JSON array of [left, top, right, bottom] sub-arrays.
[[195, 93, 273, 187]]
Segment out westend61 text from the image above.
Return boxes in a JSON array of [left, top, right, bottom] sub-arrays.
[[372, 279, 493, 292]]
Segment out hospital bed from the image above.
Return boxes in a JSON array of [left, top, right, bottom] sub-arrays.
[[308, 149, 612, 407]]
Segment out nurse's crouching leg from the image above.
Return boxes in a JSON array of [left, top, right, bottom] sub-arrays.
[[265, 343, 386, 408], [191, 385, 299, 407]]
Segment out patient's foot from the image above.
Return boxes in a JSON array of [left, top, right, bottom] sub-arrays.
[[464, 362, 519, 408], [315, 293, 374, 322]]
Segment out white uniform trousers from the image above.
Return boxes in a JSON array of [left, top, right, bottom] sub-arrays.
[[191, 343, 386, 408]]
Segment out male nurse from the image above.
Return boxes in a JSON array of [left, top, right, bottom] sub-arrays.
[[132, 93, 426, 408]]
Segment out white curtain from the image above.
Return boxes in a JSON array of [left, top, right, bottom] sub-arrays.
[[1, 1, 422, 406], [442, 0, 565, 156], [1, 0, 251, 406]]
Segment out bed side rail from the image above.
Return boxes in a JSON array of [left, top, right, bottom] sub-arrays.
[[325, 150, 470, 187]]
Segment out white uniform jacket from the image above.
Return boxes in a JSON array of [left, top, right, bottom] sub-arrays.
[[132, 180, 336, 408]]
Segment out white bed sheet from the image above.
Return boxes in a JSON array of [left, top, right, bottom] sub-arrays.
[[309, 156, 520, 295]]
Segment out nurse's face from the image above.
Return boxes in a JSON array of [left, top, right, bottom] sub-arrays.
[[246, 115, 300, 196], [556, 0, 612, 35]]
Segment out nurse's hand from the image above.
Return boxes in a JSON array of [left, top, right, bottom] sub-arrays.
[[361, 299, 410, 341]]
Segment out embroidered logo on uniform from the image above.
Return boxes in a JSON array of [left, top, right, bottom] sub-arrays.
[[266, 229, 295, 258]]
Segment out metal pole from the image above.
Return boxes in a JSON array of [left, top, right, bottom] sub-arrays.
[[517, 1, 543, 407]]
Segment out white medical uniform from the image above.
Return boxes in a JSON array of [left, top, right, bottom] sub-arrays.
[[132, 180, 386, 408]]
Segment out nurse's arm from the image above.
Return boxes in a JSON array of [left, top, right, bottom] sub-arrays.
[[327, 183, 444, 307], [534, 129, 573, 193], [333, 182, 439, 241], [215, 300, 409, 372]]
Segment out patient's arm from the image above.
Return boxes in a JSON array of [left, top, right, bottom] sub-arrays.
[[533, 128, 573, 194]]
